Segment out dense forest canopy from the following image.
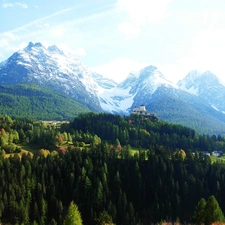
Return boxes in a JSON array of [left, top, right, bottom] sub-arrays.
[[0, 113, 225, 224], [0, 84, 91, 120]]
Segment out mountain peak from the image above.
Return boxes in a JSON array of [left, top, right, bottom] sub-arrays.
[[140, 65, 158, 74], [26, 42, 43, 49], [47, 45, 64, 55], [177, 69, 225, 97], [179, 70, 219, 85], [143, 65, 157, 70], [0, 41, 118, 111], [139, 65, 167, 82], [202, 70, 217, 79]]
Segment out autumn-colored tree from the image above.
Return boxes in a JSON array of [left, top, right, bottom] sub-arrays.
[[56, 135, 63, 144], [117, 145, 122, 152], [1, 128, 5, 134], [58, 147, 67, 154], [174, 149, 186, 161], [39, 149, 50, 157]]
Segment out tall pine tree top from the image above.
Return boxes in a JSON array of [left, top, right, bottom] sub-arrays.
[[63, 201, 83, 225]]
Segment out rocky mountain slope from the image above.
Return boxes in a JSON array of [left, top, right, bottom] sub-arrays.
[[98, 66, 175, 113], [1, 42, 225, 134], [99, 65, 225, 134], [0, 42, 116, 111], [177, 70, 225, 113]]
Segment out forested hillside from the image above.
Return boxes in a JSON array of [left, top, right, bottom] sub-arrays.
[[0, 84, 91, 120], [0, 113, 225, 224]]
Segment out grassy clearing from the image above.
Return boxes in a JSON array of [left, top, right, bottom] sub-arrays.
[[18, 143, 41, 153], [4, 143, 38, 159], [5, 149, 33, 159], [210, 155, 225, 163], [130, 147, 147, 156]]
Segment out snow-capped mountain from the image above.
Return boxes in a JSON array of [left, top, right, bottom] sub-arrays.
[[1, 42, 225, 133], [177, 70, 225, 113], [0, 42, 116, 111], [99, 65, 176, 114]]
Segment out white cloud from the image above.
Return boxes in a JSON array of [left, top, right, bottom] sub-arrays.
[[0, 6, 77, 35], [159, 28, 225, 84], [4, 32, 16, 40], [202, 10, 209, 24], [117, 0, 173, 25], [3, 2, 28, 9], [117, 0, 173, 39], [0, 52, 4, 59], [19, 42, 28, 49], [0, 39, 8, 48], [187, 29, 225, 81], [50, 27, 66, 37], [59, 44, 87, 57], [74, 48, 87, 56], [92, 58, 148, 82], [118, 22, 140, 39], [159, 63, 190, 84], [0, 33, 17, 52]]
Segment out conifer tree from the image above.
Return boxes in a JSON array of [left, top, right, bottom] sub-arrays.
[[194, 196, 225, 225], [193, 198, 206, 225], [63, 201, 83, 225], [205, 195, 225, 225]]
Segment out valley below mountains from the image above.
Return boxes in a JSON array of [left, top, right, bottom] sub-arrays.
[[1, 42, 225, 134]]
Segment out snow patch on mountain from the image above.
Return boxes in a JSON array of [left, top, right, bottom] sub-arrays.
[[98, 65, 178, 114], [99, 86, 133, 114], [212, 105, 219, 111], [15, 42, 116, 96], [0, 42, 120, 111], [177, 70, 225, 114], [178, 82, 199, 95], [3, 41, 225, 123]]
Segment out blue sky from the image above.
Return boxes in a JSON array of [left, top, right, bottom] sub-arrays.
[[1, 0, 225, 83]]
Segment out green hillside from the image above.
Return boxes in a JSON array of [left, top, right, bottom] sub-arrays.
[[146, 87, 225, 135], [1, 113, 225, 224], [0, 84, 91, 120]]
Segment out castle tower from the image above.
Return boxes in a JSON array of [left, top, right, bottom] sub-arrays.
[[140, 105, 146, 111]]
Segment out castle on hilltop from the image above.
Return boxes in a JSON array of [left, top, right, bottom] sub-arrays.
[[131, 105, 156, 118]]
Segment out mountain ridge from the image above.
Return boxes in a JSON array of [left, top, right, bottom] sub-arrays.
[[1, 42, 225, 134], [0, 42, 117, 112]]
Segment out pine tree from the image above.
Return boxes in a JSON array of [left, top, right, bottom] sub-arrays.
[[96, 210, 115, 225], [194, 196, 225, 225], [63, 201, 83, 225], [193, 198, 206, 225], [205, 195, 225, 225]]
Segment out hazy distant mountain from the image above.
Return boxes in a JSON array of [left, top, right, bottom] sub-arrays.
[[177, 70, 225, 113]]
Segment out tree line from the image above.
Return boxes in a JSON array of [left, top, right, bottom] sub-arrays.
[[0, 113, 225, 224]]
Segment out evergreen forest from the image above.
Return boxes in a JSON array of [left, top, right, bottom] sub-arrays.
[[1, 113, 225, 224], [0, 85, 91, 120]]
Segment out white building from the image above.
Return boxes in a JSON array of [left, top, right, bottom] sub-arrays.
[[132, 105, 155, 117]]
